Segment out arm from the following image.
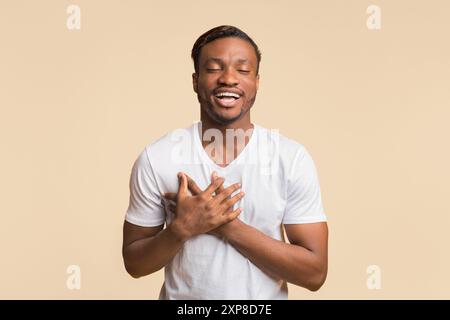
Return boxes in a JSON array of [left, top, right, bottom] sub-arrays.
[[122, 148, 184, 278], [220, 220, 328, 291], [122, 173, 243, 278], [168, 172, 329, 291], [122, 221, 185, 278]]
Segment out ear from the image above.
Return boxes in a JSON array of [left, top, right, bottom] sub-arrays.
[[255, 73, 260, 91], [192, 73, 198, 93]]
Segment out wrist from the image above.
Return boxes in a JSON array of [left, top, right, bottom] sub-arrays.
[[221, 218, 243, 241], [167, 219, 191, 243]]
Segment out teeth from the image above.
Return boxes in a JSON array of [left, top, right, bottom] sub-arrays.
[[216, 92, 240, 98]]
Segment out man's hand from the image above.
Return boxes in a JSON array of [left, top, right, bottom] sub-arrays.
[[164, 172, 244, 241], [207, 172, 242, 238]]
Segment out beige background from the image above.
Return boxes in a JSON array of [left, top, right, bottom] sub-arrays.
[[1, 0, 449, 299]]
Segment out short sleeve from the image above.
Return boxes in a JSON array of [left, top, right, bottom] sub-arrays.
[[124, 147, 166, 227], [282, 146, 327, 224]]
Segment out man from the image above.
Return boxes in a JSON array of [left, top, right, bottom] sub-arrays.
[[122, 25, 328, 299]]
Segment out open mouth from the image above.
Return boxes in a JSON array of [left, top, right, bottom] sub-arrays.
[[213, 92, 241, 108]]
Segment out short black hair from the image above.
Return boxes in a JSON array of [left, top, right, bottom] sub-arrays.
[[191, 25, 262, 75]]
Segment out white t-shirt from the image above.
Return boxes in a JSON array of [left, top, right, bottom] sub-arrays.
[[125, 121, 327, 299]]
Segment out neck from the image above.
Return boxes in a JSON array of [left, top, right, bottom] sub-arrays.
[[198, 109, 255, 166]]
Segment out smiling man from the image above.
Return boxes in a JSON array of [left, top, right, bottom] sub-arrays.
[[122, 25, 328, 299]]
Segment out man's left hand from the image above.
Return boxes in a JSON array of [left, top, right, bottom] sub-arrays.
[[164, 172, 241, 239]]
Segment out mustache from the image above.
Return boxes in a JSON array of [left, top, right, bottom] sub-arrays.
[[212, 87, 245, 96]]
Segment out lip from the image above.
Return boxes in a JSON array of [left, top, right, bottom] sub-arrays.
[[212, 88, 244, 108], [213, 95, 241, 108], [214, 88, 244, 96]]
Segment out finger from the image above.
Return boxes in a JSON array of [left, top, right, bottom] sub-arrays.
[[219, 191, 245, 211], [202, 176, 225, 197], [223, 207, 242, 222], [185, 173, 202, 195], [177, 172, 188, 199], [212, 182, 242, 204], [212, 172, 225, 195], [163, 192, 177, 201]]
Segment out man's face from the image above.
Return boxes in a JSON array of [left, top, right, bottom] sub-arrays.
[[193, 37, 260, 125]]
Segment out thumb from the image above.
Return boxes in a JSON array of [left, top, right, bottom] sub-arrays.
[[177, 172, 188, 199]]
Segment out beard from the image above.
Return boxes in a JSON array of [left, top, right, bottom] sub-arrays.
[[197, 93, 256, 125]]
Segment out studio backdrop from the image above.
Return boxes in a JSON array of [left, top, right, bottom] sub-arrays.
[[1, 0, 449, 299]]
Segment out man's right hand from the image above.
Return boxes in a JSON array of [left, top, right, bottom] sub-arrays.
[[165, 172, 244, 241]]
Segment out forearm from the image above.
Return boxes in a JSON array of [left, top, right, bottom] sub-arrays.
[[123, 224, 185, 278], [225, 220, 326, 291]]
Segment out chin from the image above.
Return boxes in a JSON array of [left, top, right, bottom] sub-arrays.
[[210, 108, 244, 125]]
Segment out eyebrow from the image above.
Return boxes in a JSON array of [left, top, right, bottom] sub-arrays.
[[205, 58, 223, 64], [205, 58, 249, 64]]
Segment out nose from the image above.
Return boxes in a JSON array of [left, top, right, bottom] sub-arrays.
[[218, 67, 239, 86]]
